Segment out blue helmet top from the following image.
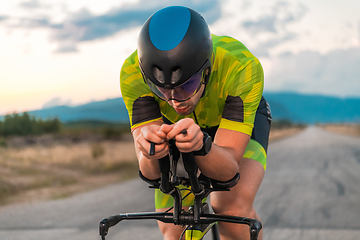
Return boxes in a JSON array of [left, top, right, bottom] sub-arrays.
[[149, 6, 191, 51]]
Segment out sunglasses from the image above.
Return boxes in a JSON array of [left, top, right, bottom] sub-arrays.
[[141, 59, 210, 102]]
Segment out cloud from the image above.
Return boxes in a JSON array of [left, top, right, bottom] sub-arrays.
[[252, 32, 297, 57], [52, 8, 152, 43], [242, 1, 308, 57], [18, 17, 50, 28], [265, 47, 360, 97], [243, 1, 307, 34], [243, 16, 277, 35], [6, 0, 222, 53], [20, 0, 44, 9], [0, 16, 8, 21]]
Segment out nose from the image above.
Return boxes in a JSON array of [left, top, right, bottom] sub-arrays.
[[169, 99, 180, 106], [161, 89, 175, 101]]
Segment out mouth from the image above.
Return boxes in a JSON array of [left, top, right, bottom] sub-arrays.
[[174, 105, 190, 114]]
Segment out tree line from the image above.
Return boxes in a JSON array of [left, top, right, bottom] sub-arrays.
[[0, 113, 61, 137]]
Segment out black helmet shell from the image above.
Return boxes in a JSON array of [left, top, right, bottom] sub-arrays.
[[138, 6, 213, 88]]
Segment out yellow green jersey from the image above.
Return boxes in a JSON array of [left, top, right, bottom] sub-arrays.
[[120, 34, 264, 136]]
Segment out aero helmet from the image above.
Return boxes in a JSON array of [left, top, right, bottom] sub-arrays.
[[138, 6, 213, 102]]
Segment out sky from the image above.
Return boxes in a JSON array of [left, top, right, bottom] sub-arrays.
[[1, 0, 360, 115]]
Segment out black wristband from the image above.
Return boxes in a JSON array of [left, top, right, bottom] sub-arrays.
[[193, 131, 212, 156]]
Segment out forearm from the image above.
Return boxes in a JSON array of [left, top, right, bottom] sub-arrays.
[[138, 152, 161, 180], [195, 144, 241, 181], [195, 128, 250, 182], [132, 121, 165, 180]]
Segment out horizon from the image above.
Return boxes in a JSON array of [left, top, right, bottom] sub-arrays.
[[1, 91, 360, 125], [1, 90, 360, 116], [1, 0, 360, 115]]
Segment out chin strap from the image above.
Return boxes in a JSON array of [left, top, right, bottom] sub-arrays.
[[192, 111, 199, 125]]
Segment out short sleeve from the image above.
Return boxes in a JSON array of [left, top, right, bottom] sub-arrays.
[[219, 58, 264, 136], [120, 51, 162, 130]]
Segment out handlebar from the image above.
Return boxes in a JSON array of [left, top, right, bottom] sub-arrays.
[[100, 212, 261, 240], [99, 130, 262, 239]]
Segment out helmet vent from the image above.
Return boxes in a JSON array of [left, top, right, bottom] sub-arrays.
[[152, 66, 164, 83], [171, 67, 182, 84]]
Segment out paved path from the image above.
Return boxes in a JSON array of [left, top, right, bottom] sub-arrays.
[[256, 126, 360, 239], [0, 126, 359, 240]]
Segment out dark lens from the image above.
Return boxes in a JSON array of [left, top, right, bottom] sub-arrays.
[[142, 61, 206, 102], [144, 77, 167, 100], [180, 73, 202, 93], [170, 73, 202, 100]]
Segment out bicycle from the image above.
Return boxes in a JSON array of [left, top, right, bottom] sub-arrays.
[[99, 135, 262, 240]]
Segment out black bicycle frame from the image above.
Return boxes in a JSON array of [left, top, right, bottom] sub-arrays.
[[99, 140, 262, 240]]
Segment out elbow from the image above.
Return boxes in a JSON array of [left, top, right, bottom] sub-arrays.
[[222, 155, 241, 181], [229, 162, 240, 180]]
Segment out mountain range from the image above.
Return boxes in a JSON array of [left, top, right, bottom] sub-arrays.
[[263, 92, 360, 124], [3, 92, 360, 124]]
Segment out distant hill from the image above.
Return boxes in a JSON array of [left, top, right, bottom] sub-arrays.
[[263, 92, 360, 124], [2, 92, 360, 124], [27, 98, 129, 123]]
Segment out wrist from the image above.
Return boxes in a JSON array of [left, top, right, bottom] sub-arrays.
[[193, 131, 212, 156]]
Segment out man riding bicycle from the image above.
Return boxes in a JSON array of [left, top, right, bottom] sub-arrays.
[[120, 6, 271, 240]]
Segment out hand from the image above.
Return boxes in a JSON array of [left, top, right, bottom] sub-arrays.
[[135, 124, 168, 160], [160, 118, 203, 153]]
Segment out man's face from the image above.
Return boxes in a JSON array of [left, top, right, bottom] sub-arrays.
[[167, 84, 205, 115]]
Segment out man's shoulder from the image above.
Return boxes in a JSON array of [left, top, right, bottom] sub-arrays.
[[121, 49, 140, 79], [211, 34, 256, 60], [124, 50, 139, 66], [120, 49, 145, 95]]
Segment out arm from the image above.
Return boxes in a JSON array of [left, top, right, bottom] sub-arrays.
[[162, 118, 250, 182], [195, 56, 263, 180], [120, 51, 170, 180], [132, 121, 168, 180], [198, 128, 249, 181]]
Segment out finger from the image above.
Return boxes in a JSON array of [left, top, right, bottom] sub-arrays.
[[176, 139, 202, 153], [176, 127, 203, 152], [136, 135, 150, 153], [156, 129, 167, 139], [167, 124, 191, 140], [148, 142, 169, 159], [141, 128, 165, 144], [175, 124, 200, 143], [139, 140, 168, 159], [159, 124, 175, 135], [148, 140, 169, 156]]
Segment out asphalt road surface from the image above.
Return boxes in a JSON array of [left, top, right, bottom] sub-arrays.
[[0, 126, 359, 240]]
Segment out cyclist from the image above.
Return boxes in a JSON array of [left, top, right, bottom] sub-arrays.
[[120, 6, 271, 240]]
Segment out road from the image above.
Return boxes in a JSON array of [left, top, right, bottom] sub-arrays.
[[0, 126, 359, 240]]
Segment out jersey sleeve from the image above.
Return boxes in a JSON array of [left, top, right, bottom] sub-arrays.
[[120, 51, 162, 130], [219, 55, 264, 136]]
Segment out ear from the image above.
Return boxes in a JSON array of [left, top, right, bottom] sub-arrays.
[[203, 68, 211, 84]]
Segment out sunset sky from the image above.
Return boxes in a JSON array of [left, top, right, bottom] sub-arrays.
[[1, 0, 360, 115]]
